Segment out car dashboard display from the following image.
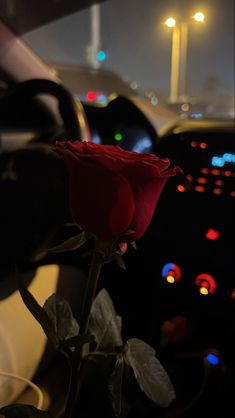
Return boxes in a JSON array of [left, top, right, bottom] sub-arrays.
[[90, 113, 235, 417]]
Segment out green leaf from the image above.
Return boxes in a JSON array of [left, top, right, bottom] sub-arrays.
[[89, 288, 123, 350], [43, 293, 79, 345], [116, 257, 126, 270], [0, 404, 52, 417], [130, 241, 137, 250], [61, 333, 94, 349], [39, 231, 92, 253], [109, 355, 130, 418], [125, 338, 176, 407]]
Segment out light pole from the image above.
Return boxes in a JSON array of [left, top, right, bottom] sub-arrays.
[[165, 17, 180, 103], [165, 11, 205, 103], [86, 4, 107, 69]]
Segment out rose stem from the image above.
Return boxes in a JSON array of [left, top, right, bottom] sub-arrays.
[[63, 238, 103, 418]]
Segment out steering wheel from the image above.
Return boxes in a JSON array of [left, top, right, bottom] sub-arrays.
[[0, 78, 91, 272], [0, 78, 89, 142]]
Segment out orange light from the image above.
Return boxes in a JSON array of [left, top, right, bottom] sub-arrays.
[[213, 188, 223, 195], [201, 168, 209, 174], [199, 142, 207, 149], [177, 185, 186, 192], [210, 169, 221, 176], [190, 141, 197, 147], [224, 171, 232, 177], [215, 179, 224, 186], [194, 185, 205, 192], [197, 177, 208, 184]]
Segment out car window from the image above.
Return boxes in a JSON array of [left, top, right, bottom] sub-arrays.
[[22, 0, 234, 119]]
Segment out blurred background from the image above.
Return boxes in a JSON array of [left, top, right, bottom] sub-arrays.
[[23, 0, 234, 119]]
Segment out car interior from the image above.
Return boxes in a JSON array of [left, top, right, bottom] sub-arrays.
[[0, 1, 234, 418]]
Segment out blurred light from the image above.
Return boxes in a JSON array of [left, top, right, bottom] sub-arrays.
[[200, 287, 209, 295], [132, 137, 152, 153], [190, 112, 203, 119], [199, 142, 207, 149], [92, 133, 101, 144], [210, 169, 221, 175], [186, 174, 194, 182], [200, 168, 209, 174], [190, 141, 197, 147], [130, 81, 138, 90], [166, 275, 175, 284], [177, 184, 186, 192], [181, 103, 189, 111], [97, 50, 107, 62], [197, 177, 208, 184], [206, 353, 220, 366], [194, 185, 205, 192], [230, 289, 235, 299], [114, 132, 123, 141], [205, 228, 220, 241], [165, 17, 176, 27], [195, 273, 217, 294], [213, 188, 223, 195], [230, 191, 235, 197], [193, 12, 205, 23], [224, 170, 232, 177], [151, 96, 159, 105], [211, 153, 235, 167], [162, 263, 182, 283], [86, 91, 97, 101], [215, 179, 224, 186], [97, 94, 108, 104]]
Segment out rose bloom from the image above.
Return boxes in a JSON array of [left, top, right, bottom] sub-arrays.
[[54, 141, 181, 242]]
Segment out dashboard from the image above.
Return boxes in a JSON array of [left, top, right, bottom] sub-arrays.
[[84, 102, 235, 417], [0, 70, 234, 415], [82, 95, 157, 153]]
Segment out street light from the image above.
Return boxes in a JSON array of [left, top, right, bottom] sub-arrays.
[[164, 17, 180, 103], [165, 11, 205, 102]]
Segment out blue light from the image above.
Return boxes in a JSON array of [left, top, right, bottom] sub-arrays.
[[97, 94, 108, 104], [92, 132, 101, 144], [97, 50, 107, 62], [162, 263, 174, 278], [206, 353, 220, 365], [211, 153, 235, 167], [190, 112, 203, 119], [212, 157, 224, 167], [132, 137, 152, 153], [223, 153, 235, 162]]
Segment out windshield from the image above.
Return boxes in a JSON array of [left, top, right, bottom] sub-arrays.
[[12, 0, 235, 119]]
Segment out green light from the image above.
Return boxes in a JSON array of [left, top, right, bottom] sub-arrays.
[[114, 132, 123, 141]]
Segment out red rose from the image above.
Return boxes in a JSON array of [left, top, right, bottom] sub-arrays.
[[54, 141, 181, 242]]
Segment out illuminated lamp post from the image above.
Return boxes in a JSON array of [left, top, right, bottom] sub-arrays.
[[86, 4, 107, 69], [165, 11, 205, 103]]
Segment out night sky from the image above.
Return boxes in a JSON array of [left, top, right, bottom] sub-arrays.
[[24, 0, 234, 97]]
